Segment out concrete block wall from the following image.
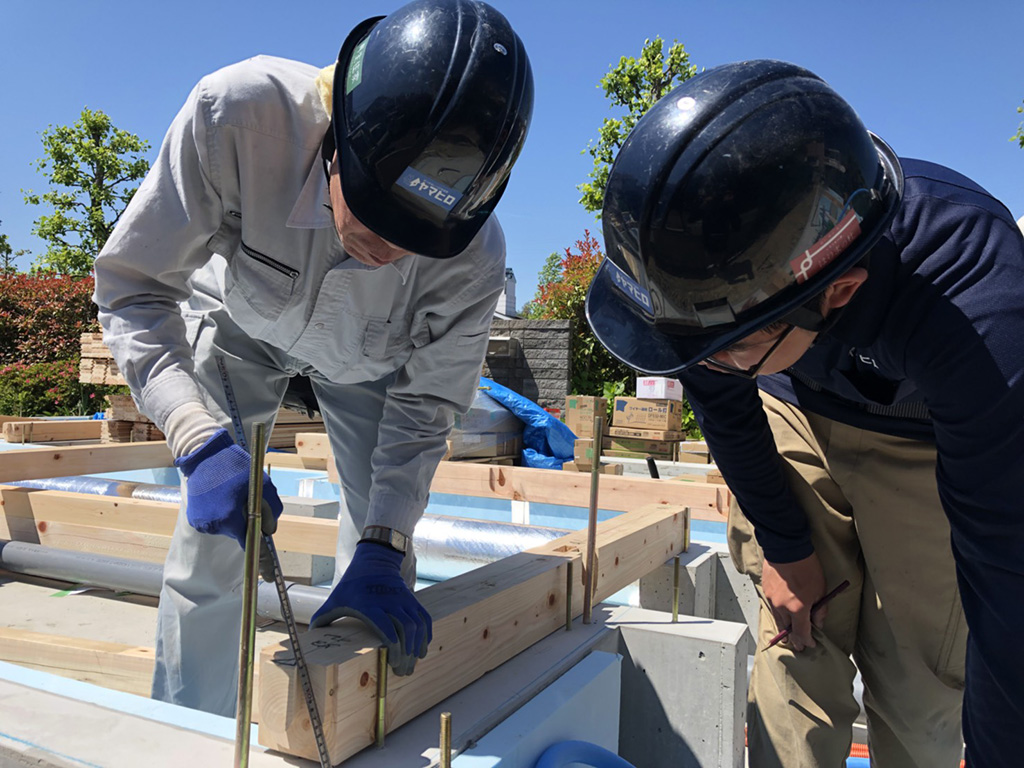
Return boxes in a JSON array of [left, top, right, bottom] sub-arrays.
[[483, 319, 572, 410]]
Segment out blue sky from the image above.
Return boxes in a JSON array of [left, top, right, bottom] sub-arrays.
[[1, 1, 1021, 309]]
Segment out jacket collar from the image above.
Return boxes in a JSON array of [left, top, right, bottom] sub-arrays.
[[286, 158, 415, 283]]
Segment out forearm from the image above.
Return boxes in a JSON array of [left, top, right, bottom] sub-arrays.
[[93, 78, 223, 432], [367, 260, 503, 535], [681, 365, 813, 562]]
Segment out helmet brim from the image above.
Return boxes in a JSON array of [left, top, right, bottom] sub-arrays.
[[586, 258, 703, 375]]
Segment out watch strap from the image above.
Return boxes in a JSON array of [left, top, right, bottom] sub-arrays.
[[360, 525, 409, 554]]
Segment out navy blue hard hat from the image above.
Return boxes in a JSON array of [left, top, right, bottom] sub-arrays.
[[585, 59, 903, 375], [328, 0, 534, 259]]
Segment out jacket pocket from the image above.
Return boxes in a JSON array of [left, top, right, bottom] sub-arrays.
[[361, 315, 416, 360], [228, 240, 299, 321]]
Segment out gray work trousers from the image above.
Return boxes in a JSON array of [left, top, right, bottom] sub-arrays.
[[151, 299, 415, 717]]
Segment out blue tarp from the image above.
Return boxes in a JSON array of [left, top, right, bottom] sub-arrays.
[[476, 377, 576, 469]]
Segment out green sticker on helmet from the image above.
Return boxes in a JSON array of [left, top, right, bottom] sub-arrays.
[[345, 37, 369, 95]]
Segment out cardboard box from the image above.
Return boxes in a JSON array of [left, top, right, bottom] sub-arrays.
[[677, 440, 711, 464], [603, 448, 675, 460], [607, 426, 685, 441], [562, 460, 624, 475], [603, 436, 679, 455], [573, 438, 596, 464], [564, 395, 608, 438], [636, 376, 684, 401], [612, 397, 683, 431]]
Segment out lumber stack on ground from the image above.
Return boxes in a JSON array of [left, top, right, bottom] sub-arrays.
[[257, 501, 688, 763], [78, 332, 127, 386], [99, 420, 166, 443], [2, 420, 103, 443], [104, 394, 150, 423], [99, 394, 166, 443]]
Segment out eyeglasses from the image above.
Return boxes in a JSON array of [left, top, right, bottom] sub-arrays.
[[702, 324, 797, 379]]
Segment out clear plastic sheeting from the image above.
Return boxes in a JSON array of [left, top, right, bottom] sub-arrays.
[[9, 476, 574, 583], [414, 515, 569, 581], [10, 476, 180, 504]]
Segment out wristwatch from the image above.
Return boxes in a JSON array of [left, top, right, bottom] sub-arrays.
[[360, 525, 409, 555]]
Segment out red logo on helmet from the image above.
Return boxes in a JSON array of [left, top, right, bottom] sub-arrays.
[[790, 209, 862, 283]]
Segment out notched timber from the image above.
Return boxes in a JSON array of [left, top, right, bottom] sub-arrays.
[[257, 501, 688, 763]]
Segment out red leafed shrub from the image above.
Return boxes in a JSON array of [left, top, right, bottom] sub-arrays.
[[0, 273, 100, 364], [0, 359, 120, 417]]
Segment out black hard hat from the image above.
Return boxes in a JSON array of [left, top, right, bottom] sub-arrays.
[[585, 59, 903, 375], [327, 0, 533, 259]]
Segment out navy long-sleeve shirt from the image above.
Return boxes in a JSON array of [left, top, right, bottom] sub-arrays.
[[680, 158, 1024, 763], [681, 158, 1024, 568]]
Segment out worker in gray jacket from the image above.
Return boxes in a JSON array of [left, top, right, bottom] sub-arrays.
[[92, 0, 533, 717]]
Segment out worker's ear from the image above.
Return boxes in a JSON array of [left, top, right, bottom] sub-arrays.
[[823, 267, 868, 312]]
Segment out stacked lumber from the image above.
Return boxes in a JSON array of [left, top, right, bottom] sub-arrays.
[[99, 394, 164, 443], [78, 333, 127, 386], [97, 404, 323, 448], [270, 408, 325, 450], [2, 420, 103, 444], [100, 420, 166, 443]]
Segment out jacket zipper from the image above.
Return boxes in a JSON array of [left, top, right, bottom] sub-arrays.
[[240, 241, 300, 279]]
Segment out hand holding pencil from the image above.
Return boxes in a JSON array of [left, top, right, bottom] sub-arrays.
[[764, 579, 851, 651]]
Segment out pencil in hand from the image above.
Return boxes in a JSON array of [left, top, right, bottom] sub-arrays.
[[763, 579, 851, 651]]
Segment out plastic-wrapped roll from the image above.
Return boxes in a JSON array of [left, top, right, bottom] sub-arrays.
[[8, 477, 573, 582]]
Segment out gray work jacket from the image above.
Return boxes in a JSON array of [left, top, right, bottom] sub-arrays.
[[93, 56, 506, 537]]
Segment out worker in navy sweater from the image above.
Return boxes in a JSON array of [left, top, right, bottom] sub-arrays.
[[586, 59, 1023, 767]]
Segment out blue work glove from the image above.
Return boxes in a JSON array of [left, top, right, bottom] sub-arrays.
[[174, 428, 283, 548], [309, 541, 432, 676]]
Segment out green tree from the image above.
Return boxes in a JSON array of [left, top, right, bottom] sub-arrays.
[[23, 107, 150, 275], [1013, 100, 1023, 149], [578, 37, 697, 216], [520, 252, 563, 318], [526, 231, 635, 399], [0, 222, 13, 274]]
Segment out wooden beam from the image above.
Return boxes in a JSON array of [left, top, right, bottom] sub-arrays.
[[264, 452, 328, 472], [429, 462, 728, 519], [294, 432, 331, 457], [0, 442, 172, 484], [0, 486, 339, 559], [329, 455, 727, 521], [0, 627, 154, 696], [2, 420, 103, 443], [0, 627, 262, 723], [0, 415, 44, 426], [306, 435, 728, 520], [257, 501, 688, 763]]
